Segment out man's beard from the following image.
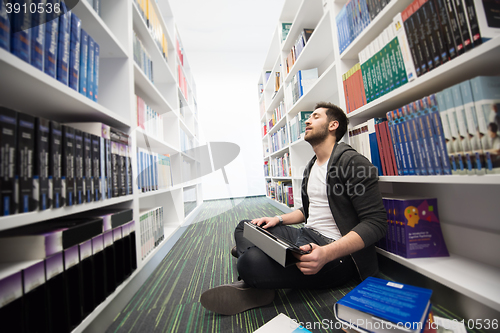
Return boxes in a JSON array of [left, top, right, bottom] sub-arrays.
[[304, 123, 329, 146]]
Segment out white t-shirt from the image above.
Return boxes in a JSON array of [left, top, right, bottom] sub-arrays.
[[305, 159, 342, 240]]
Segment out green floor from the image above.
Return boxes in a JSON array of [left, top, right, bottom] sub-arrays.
[[106, 197, 481, 333]]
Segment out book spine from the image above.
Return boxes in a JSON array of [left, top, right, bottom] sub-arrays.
[[111, 141, 120, 198], [399, 108, 417, 175], [69, 13, 81, 91], [17, 112, 36, 213], [74, 129, 84, 204], [443, 88, 466, 173], [446, 0, 465, 54], [414, 1, 434, 73], [49, 121, 62, 208], [35, 118, 50, 210], [420, 0, 443, 69], [83, 132, 93, 203], [94, 41, 100, 102], [91, 134, 100, 200], [11, 0, 31, 63], [94, 0, 101, 16], [87, 36, 95, 100], [402, 106, 421, 175], [30, 2, 45, 71], [44, 3, 58, 78], [433, 0, 458, 60], [414, 100, 436, 174], [407, 103, 428, 175], [452, 0, 473, 51], [79, 29, 88, 96], [126, 146, 133, 195], [436, 92, 458, 173], [427, 0, 450, 64], [62, 125, 75, 206], [402, 7, 422, 78], [387, 111, 404, 175], [428, 94, 453, 174], [0, 108, 17, 216], [105, 138, 112, 199], [0, 1, 10, 51], [462, 0, 482, 46], [451, 85, 475, 173], [423, 97, 445, 174], [57, 2, 70, 85]]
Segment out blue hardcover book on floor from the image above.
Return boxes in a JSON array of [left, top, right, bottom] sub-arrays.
[[79, 29, 88, 96], [57, 1, 70, 85], [11, 1, 31, 63], [44, 0, 59, 78], [0, 1, 9, 51], [335, 277, 432, 333], [69, 13, 81, 91], [93, 41, 99, 101], [30, 0, 45, 71], [87, 35, 95, 100]]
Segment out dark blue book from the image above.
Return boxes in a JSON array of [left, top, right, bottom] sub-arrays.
[[0, 107, 18, 216], [386, 110, 404, 176], [69, 13, 81, 91], [0, 269, 24, 332], [334, 277, 432, 333], [428, 94, 452, 174], [57, 1, 70, 85], [87, 35, 95, 100], [44, 0, 59, 78], [17, 112, 36, 213], [397, 108, 416, 175], [49, 121, 63, 208], [79, 29, 89, 96], [93, 41, 99, 101], [401, 105, 422, 175], [393, 109, 411, 175], [415, 99, 438, 175], [30, 0, 45, 71], [62, 125, 75, 206], [74, 129, 84, 205], [83, 132, 93, 203], [407, 103, 428, 175], [35, 117, 51, 210], [10, 1, 31, 63], [0, 1, 9, 51]]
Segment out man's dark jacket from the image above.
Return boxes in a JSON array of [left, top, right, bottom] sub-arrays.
[[299, 142, 387, 280]]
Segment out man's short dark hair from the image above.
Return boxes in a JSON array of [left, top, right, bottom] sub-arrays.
[[488, 122, 498, 133], [314, 102, 349, 142]]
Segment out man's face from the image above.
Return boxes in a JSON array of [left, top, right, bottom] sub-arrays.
[[304, 108, 334, 145]]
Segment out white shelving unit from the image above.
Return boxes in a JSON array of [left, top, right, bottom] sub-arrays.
[[258, 0, 500, 319], [0, 0, 202, 331]]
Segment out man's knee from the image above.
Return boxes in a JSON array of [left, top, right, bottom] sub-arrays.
[[237, 247, 268, 284]]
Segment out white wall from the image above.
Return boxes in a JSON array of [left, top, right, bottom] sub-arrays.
[[169, 0, 285, 200]]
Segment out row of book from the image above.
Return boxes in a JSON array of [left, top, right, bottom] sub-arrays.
[[270, 124, 289, 153], [0, 209, 137, 333], [136, 148, 173, 193], [285, 28, 315, 75], [1, 1, 100, 102], [133, 31, 154, 83], [266, 181, 294, 208], [180, 128, 193, 153], [267, 153, 291, 178], [84, 0, 102, 17], [0, 107, 133, 216], [139, 206, 165, 261], [178, 64, 189, 101], [284, 68, 318, 111], [379, 196, 449, 259], [289, 111, 312, 143], [336, 0, 374, 54], [280, 22, 292, 42], [352, 76, 500, 176], [135, 95, 164, 141], [134, 0, 169, 60]]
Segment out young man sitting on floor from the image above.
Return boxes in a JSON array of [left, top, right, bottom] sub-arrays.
[[200, 102, 388, 315]]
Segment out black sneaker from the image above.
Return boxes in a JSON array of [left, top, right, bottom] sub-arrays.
[[231, 246, 238, 258], [200, 280, 275, 315]]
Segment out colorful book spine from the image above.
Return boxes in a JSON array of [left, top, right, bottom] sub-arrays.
[[433, 0, 458, 60], [435, 91, 458, 173], [11, 1, 31, 63], [402, 105, 423, 175], [87, 36, 95, 100], [57, 1, 71, 85], [69, 13, 81, 91], [414, 100, 436, 175], [79, 29, 88, 96], [386, 110, 403, 175], [428, 94, 452, 174]]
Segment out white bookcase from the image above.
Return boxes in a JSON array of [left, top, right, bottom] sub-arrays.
[[0, 0, 202, 331], [259, 0, 500, 319]]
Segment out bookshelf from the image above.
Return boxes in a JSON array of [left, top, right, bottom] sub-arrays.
[[0, 0, 202, 331], [259, 0, 500, 319]]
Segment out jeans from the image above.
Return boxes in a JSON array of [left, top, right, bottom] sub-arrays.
[[234, 220, 356, 290]]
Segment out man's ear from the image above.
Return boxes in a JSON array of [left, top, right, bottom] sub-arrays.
[[329, 120, 339, 132]]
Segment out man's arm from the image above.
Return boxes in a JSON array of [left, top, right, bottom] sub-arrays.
[[251, 209, 305, 229], [295, 231, 364, 275]]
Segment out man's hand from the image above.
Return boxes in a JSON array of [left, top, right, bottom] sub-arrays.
[[294, 243, 330, 275], [250, 216, 279, 229]]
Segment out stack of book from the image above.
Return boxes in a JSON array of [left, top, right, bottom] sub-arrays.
[[139, 206, 165, 260], [270, 153, 291, 178], [289, 111, 313, 143], [343, 63, 367, 113], [135, 95, 164, 141], [380, 196, 449, 258], [3, 1, 100, 102], [136, 148, 173, 192], [336, 0, 374, 54], [270, 124, 289, 153], [0, 210, 136, 332], [267, 181, 293, 208], [284, 68, 319, 110], [350, 75, 500, 176], [133, 31, 154, 82], [134, 0, 169, 60], [285, 28, 315, 74]]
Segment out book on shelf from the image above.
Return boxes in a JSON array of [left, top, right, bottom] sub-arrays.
[[289, 110, 313, 142], [35, 117, 51, 210], [336, 0, 372, 54], [49, 120, 63, 208], [64, 244, 84, 329], [281, 22, 292, 42], [69, 13, 81, 92], [139, 207, 164, 260], [87, 35, 95, 100], [83, 132, 93, 203], [92, 233, 106, 304], [30, 1, 45, 72], [474, 0, 500, 43], [94, 41, 100, 101], [61, 125, 75, 206], [0, 1, 9, 51], [10, 0, 31, 63], [334, 277, 433, 333], [22, 259, 51, 332], [57, 1, 71, 85], [103, 230, 116, 296], [381, 196, 449, 258], [74, 129, 84, 204], [17, 112, 36, 213], [44, 1, 59, 78]]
